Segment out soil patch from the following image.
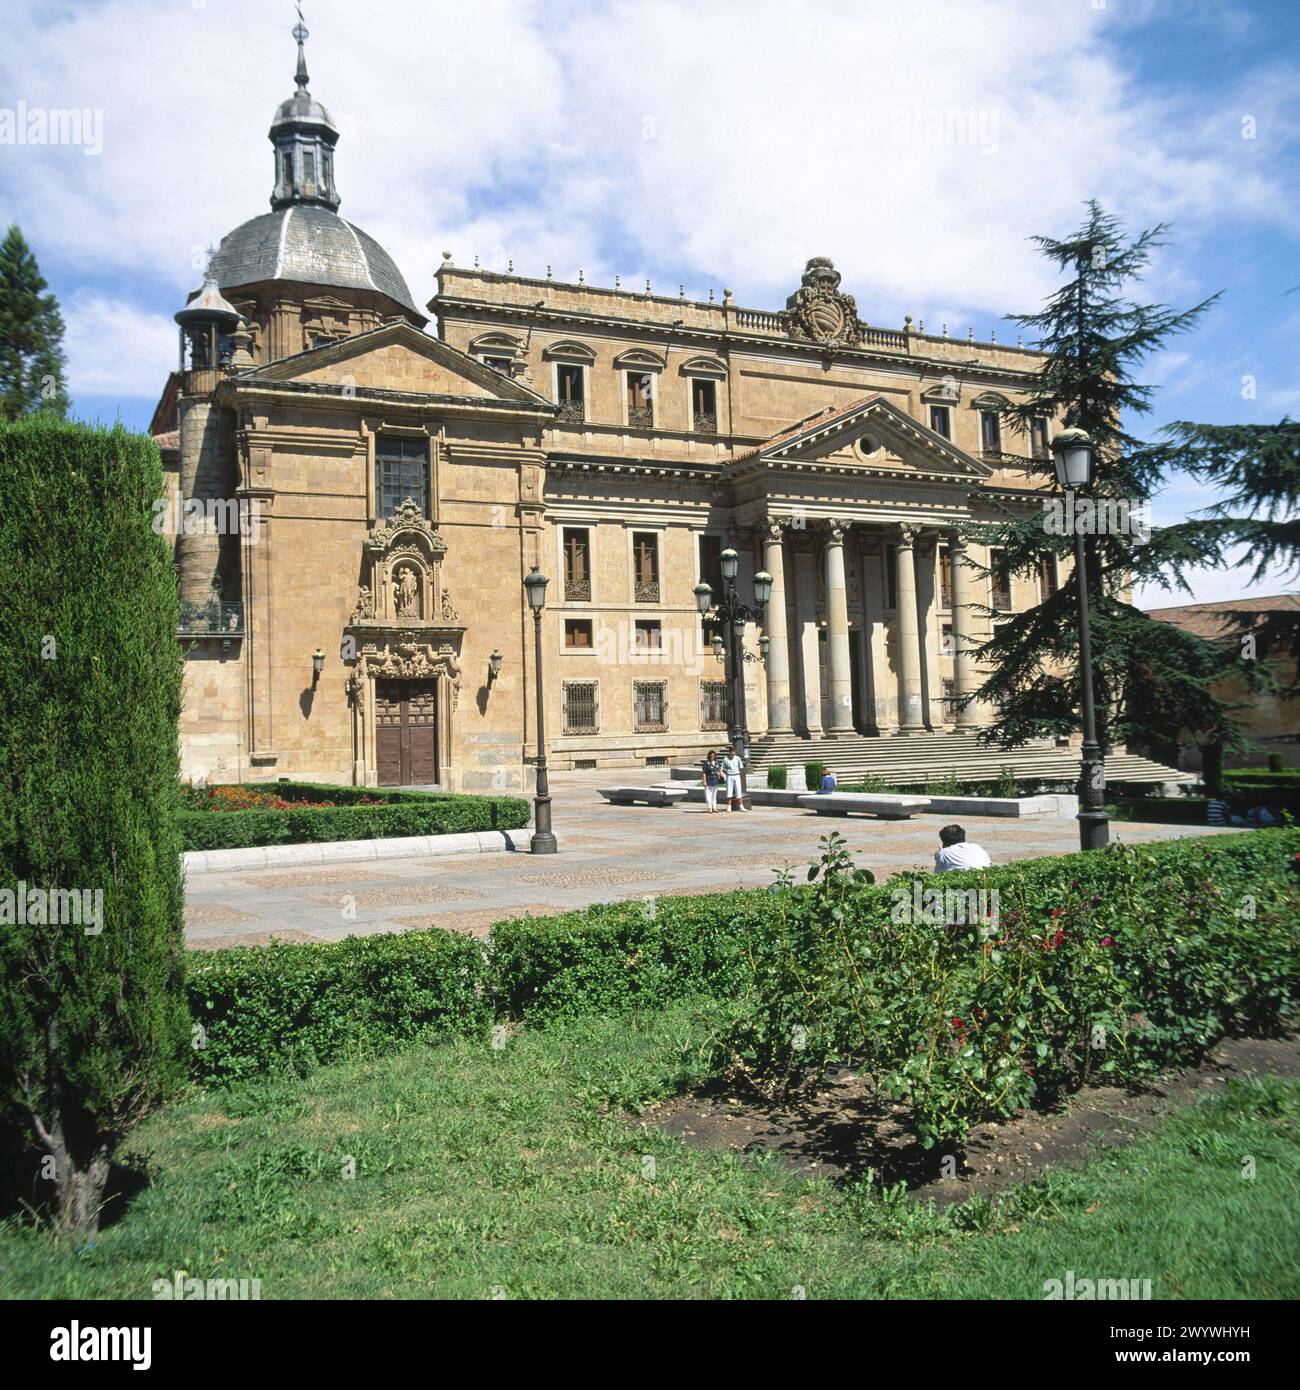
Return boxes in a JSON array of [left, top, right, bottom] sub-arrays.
[[642, 1035, 1299, 1205]]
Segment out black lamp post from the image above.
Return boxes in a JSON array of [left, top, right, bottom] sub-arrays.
[[523, 566, 557, 854], [1051, 426, 1109, 851], [694, 547, 773, 803]]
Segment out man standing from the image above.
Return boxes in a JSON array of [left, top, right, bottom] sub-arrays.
[[934, 824, 991, 872], [722, 744, 747, 813]]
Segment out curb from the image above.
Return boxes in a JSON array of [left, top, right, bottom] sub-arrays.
[[183, 827, 533, 875]]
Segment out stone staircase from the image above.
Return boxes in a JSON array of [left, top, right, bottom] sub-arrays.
[[746, 730, 1194, 789]]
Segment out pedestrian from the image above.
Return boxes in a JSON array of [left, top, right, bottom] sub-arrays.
[[933, 824, 991, 872], [819, 768, 837, 793], [722, 744, 748, 812], [701, 749, 722, 813]]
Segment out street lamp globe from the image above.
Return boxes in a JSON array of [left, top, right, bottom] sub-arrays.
[[523, 566, 549, 612], [693, 581, 713, 616], [1051, 427, 1095, 490], [720, 547, 739, 582], [712, 634, 725, 662], [753, 569, 774, 605]]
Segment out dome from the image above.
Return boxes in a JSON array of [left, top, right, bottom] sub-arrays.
[[209, 204, 422, 319]]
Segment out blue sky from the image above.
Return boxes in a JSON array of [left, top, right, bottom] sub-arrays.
[[1, 0, 1295, 606]]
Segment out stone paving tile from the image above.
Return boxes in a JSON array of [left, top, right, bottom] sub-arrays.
[[189, 928, 324, 951], [510, 866, 665, 888], [236, 867, 389, 889], [183, 903, 259, 926], [304, 884, 485, 909]]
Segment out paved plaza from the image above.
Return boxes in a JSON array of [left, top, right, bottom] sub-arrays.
[[183, 770, 1238, 949]]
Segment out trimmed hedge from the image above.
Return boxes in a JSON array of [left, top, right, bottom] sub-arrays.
[[179, 787, 530, 851], [180, 829, 1299, 1093], [0, 419, 189, 1230], [187, 930, 490, 1084]]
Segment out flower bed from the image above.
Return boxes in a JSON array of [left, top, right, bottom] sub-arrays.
[[185, 830, 1300, 1143], [178, 780, 530, 852]]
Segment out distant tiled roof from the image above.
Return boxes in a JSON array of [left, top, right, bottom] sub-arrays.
[[153, 430, 179, 452], [1144, 593, 1300, 639]]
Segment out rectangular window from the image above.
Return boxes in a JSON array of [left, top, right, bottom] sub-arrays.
[[633, 680, 667, 731], [698, 534, 723, 601], [942, 675, 958, 720], [556, 364, 585, 423], [700, 680, 728, 730], [375, 435, 430, 520], [938, 545, 953, 610], [627, 372, 654, 428], [980, 409, 1002, 456], [303, 150, 316, 187], [562, 680, 598, 734], [634, 620, 662, 651], [991, 547, 1012, 611], [322, 151, 333, 189], [1039, 554, 1058, 598], [482, 354, 513, 375], [562, 526, 591, 602], [929, 404, 951, 439], [1029, 416, 1049, 459], [691, 379, 717, 435], [632, 531, 659, 602], [564, 619, 593, 649], [282, 152, 293, 187]]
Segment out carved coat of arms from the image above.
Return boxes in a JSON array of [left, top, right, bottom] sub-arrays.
[[783, 257, 864, 347]]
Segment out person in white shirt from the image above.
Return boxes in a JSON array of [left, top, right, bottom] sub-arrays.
[[934, 824, 992, 873], [721, 746, 748, 812]]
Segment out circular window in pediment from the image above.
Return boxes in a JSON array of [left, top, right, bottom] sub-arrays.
[[856, 432, 882, 459]]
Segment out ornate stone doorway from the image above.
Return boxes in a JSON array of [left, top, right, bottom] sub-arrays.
[[375, 678, 439, 785]]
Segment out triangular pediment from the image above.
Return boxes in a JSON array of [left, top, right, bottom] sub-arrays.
[[239, 321, 552, 407], [734, 395, 991, 481]]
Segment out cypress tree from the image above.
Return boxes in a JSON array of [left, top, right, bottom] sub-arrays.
[[0, 225, 69, 422], [0, 417, 188, 1235], [963, 201, 1247, 759]]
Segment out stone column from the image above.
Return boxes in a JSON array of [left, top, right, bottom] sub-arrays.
[[762, 518, 792, 733], [823, 519, 855, 734], [895, 524, 926, 733], [794, 542, 822, 736], [948, 530, 987, 730]]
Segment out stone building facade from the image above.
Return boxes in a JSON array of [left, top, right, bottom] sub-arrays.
[[156, 30, 1064, 790]]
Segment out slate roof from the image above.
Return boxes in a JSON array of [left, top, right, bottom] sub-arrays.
[[208, 204, 420, 317]]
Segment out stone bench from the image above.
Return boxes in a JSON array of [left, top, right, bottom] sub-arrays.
[[798, 792, 930, 820], [598, 786, 688, 807]]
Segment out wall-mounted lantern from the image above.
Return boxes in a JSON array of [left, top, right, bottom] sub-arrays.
[[488, 649, 504, 685], [311, 648, 325, 686]]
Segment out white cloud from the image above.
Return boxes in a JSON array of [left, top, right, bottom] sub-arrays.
[[63, 291, 176, 399], [1, 0, 1295, 324]]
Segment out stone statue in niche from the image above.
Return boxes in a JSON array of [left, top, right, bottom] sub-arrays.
[[393, 565, 420, 620]]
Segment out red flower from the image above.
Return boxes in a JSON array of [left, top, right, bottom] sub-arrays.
[[1100, 936, 1114, 947]]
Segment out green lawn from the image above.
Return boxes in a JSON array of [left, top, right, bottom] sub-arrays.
[[1, 1005, 1296, 1299]]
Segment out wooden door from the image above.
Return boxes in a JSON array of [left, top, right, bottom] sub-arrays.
[[375, 679, 439, 786]]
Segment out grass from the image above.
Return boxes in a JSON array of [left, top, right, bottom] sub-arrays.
[[1, 1004, 1296, 1299]]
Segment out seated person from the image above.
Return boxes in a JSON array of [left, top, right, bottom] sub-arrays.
[[934, 824, 992, 873], [1206, 798, 1231, 826], [819, 770, 837, 794]]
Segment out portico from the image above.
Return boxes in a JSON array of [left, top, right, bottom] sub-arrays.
[[723, 394, 999, 738]]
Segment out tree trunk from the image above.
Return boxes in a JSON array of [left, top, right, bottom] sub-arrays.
[[1201, 741, 1224, 797], [30, 1091, 114, 1238]]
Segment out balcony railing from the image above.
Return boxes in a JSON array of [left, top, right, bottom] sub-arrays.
[[628, 406, 654, 430], [634, 580, 660, 603], [564, 577, 591, 602], [178, 600, 244, 636], [693, 412, 717, 436], [556, 399, 586, 424], [991, 586, 1012, 613]]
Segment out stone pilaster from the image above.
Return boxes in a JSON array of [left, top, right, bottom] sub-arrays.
[[948, 530, 989, 729]]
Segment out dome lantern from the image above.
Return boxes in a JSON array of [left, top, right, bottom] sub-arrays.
[[269, 12, 340, 212], [174, 272, 241, 376]]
